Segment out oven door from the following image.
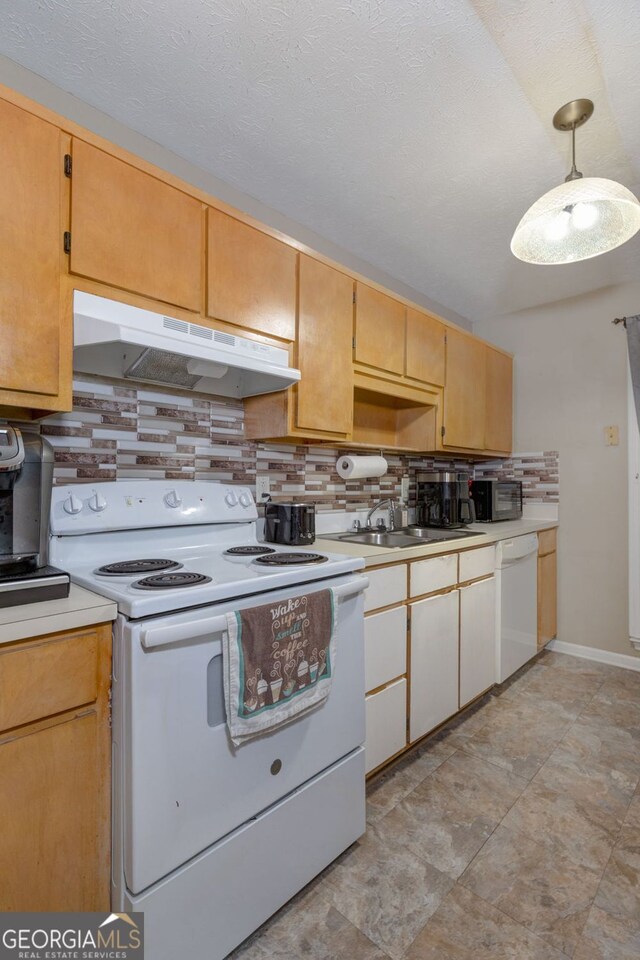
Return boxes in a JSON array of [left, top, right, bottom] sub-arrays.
[[113, 573, 367, 895]]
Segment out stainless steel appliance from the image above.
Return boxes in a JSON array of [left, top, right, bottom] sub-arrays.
[[471, 479, 523, 522], [0, 426, 69, 606], [50, 480, 366, 960], [264, 501, 316, 546], [415, 471, 475, 528]]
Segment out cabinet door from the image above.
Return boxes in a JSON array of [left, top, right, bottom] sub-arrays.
[[296, 257, 353, 435], [0, 712, 108, 910], [459, 577, 496, 708], [354, 283, 405, 375], [70, 139, 202, 311], [365, 606, 407, 692], [0, 99, 62, 401], [405, 308, 446, 386], [365, 678, 407, 773], [409, 590, 459, 742], [207, 208, 296, 340], [538, 551, 557, 648], [485, 347, 513, 452], [443, 329, 486, 449]]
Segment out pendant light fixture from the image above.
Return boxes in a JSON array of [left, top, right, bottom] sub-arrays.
[[511, 99, 640, 264]]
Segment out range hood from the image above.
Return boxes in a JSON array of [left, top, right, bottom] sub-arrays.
[[72, 291, 301, 398]]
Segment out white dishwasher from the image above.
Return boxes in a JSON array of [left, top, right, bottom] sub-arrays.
[[495, 533, 539, 683]]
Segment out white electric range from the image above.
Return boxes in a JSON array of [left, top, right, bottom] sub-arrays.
[[50, 480, 368, 960]]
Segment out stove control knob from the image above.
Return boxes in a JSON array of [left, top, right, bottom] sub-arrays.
[[164, 489, 183, 509], [225, 491, 238, 507], [63, 493, 83, 515], [88, 492, 107, 513], [239, 492, 252, 508]]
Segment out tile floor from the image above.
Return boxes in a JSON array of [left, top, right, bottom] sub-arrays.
[[230, 651, 640, 959]]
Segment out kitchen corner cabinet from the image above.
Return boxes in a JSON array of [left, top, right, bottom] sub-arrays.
[[244, 256, 354, 441], [0, 97, 70, 417], [70, 138, 202, 312], [537, 529, 558, 648], [207, 208, 297, 341], [0, 623, 112, 910]]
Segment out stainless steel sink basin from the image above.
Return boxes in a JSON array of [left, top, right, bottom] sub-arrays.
[[322, 525, 483, 549], [335, 531, 423, 548]]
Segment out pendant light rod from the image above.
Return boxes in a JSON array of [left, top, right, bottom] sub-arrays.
[[565, 123, 582, 182]]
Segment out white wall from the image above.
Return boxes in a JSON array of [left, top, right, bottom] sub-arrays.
[[0, 53, 470, 331], [475, 282, 640, 660]]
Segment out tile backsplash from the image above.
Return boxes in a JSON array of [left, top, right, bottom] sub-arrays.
[[39, 375, 559, 509]]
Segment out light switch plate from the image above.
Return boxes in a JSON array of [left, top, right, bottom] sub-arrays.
[[255, 476, 270, 500], [605, 425, 619, 446]]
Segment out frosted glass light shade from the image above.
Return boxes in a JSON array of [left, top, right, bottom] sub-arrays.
[[511, 177, 640, 264]]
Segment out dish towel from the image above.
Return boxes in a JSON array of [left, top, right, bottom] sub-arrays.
[[223, 588, 337, 746]]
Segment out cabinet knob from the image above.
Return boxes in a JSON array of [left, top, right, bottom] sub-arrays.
[[63, 493, 83, 515]]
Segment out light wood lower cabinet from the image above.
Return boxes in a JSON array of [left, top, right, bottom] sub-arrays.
[[538, 528, 558, 648], [459, 576, 497, 708], [0, 622, 112, 910], [409, 590, 459, 742]]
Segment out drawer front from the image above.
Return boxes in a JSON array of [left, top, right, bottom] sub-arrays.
[[538, 528, 557, 557], [365, 678, 407, 773], [0, 630, 99, 733], [364, 564, 407, 612], [365, 606, 407, 692], [459, 545, 496, 583], [410, 553, 458, 598]]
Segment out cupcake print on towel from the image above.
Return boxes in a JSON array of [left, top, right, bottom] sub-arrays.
[[223, 589, 338, 746]]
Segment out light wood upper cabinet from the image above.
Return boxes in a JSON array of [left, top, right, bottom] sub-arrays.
[[0, 98, 68, 413], [207, 208, 297, 340], [244, 256, 353, 441], [405, 309, 446, 386], [70, 138, 202, 311], [354, 284, 406, 375], [442, 328, 487, 450], [296, 257, 353, 435], [485, 347, 513, 453]]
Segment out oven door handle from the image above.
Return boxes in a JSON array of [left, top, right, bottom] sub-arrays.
[[140, 575, 370, 650]]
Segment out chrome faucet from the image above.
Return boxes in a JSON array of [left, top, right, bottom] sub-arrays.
[[365, 498, 397, 532]]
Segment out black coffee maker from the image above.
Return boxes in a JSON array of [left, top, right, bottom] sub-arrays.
[[415, 471, 475, 529], [0, 426, 69, 606]]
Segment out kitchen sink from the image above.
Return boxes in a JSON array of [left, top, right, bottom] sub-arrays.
[[333, 531, 424, 548], [322, 526, 483, 549]]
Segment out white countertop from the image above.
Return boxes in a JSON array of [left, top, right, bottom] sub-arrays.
[[315, 519, 558, 568], [0, 583, 117, 647]]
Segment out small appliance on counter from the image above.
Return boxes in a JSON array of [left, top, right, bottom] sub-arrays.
[[471, 479, 523, 522], [415, 471, 475, 528], [0, 426, 69, 607], [264, 500, 316, 546]]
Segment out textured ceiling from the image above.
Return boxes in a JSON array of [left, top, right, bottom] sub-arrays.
[[2, 0, 639, 321]]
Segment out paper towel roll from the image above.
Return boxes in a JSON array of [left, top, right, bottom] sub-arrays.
[[336, 455, 388, 480]]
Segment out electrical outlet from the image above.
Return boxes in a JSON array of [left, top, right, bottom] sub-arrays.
[[605, 425, 619, 447], [401, 477, 410, 501], [255, 476, 270, 500]]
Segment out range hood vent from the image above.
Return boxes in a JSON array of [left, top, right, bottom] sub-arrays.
[[72, 291, 301, 399]]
